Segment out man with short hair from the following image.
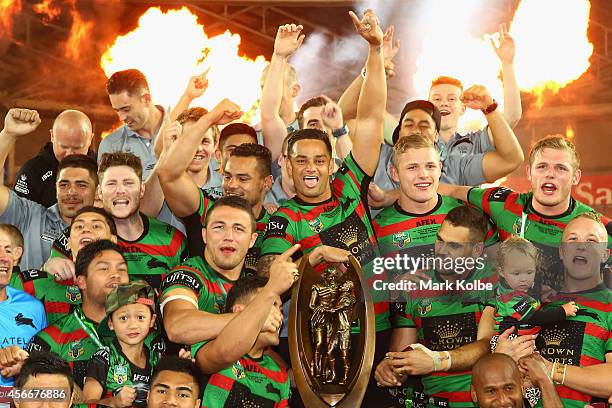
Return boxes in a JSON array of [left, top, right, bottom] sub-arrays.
[[12, 351, 75, 408], [263, 133, 296, 207], [470, 353, 562, 408], [0, 108, 98, 270], [535, 213, 612, 407], [0, 240, 131, 389], [377, 206, 498, 407], [9, 206, 117, 324], [214, 123, 258, 174], [159, 197, 293, 347], [147, 356, 201, 408], [196, 275, 290, 407], [442, 135, 612, 294], [14, 110, 94, 208], [0, 225, 46, 394], [101, 69, 209, 179]]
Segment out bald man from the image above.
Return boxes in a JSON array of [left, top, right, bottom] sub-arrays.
[[14, 109, 93, 207], [471, 353, 562, 408]]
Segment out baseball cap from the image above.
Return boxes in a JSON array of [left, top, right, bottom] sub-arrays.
[[392, 100, 442, 145], [100, 281, 155, 334]]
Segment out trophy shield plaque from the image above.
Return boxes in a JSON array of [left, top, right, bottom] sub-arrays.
[[288, 255, 375, 407]]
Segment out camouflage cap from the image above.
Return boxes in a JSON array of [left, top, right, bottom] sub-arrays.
[[105, 280, 155, 316]]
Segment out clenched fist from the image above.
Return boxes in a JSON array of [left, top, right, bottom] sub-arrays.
[[2, 108, 41, 138]]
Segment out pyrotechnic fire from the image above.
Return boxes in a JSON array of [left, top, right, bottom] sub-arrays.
[[565, 124, 575, 140], [33, 0, 61, 23], [64, 1, 92, 60], [100, 7, 267, 122], [413, 0, 593, 129], [0, 0, 21, 39]]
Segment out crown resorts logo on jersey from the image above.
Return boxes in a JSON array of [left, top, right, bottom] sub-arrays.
[[417, 298, 432, 316], [113, 364, 128, 385], [541, 327, 568, 347], [392, 231, 411, 248], [308, 218, 324, 233], [232, 361, 245, 379], [65, 286, 81, 302], [68, 340, 84, 359]]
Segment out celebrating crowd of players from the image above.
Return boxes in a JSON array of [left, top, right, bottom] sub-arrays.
[[0, 8, 610, 408]]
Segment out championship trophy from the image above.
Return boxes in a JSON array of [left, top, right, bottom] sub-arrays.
[[288, 255, 375, 407]]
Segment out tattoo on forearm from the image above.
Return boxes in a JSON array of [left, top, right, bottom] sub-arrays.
[[257, 255, 277, 277]]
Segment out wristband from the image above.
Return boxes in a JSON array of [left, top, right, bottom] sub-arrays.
[[332, 124, 349, 138], [409, 344, 451, 372], [481, 99, 498, 115]]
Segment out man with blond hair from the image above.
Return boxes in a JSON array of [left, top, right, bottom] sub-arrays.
[[441, 135, 612, 294]]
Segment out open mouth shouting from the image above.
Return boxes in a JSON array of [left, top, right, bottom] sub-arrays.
[[541, 182, 558, 195], [303, 175, 319, 188], [219, 245, 237, 256], [572, 255, 588, 266], [439, 109, 451, 116], [78, 237, 94, 248], [113, 197, 130, 208]]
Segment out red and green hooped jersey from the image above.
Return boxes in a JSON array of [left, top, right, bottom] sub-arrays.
[[535, 284, 612, 408], [9, 268, 81, 324], [261, 154, 387, 331], [467, 187, 612, 291], [191, 189, 269, 276], [86, 340, 160, 408], [490, 281, 541, 336], [159, 256, 242, 355], [25, 306, 165, 390], [394, 266, 497, 407], [201, 354, 289, 408], [49, 213, 187, 291]]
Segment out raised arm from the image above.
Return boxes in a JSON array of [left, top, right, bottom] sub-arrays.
[[157, 99, 242, 217], [349, 9, 386, 176], [169, 71, 209, 123], [261, 24, 304, 160], [0, 109, 41, 214], [461, 85, 524, 182], [491, 23, 522, 130]]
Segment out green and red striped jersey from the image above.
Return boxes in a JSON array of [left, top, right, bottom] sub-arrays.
[[394, 266, 497, 407], [159, 256, 242, 355], [535, 284, 612, 408], [49, 213, 187, 291], [490, 281, 541, 336], [9, 268, 81, 324], [201, 354, 289, 408], [261, 154, 387, 331], [25, 306, 165, 389], [467, 187, 612, 291], [192, 189, 269, 276]]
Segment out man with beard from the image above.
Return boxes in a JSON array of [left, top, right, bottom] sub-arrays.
[[9, 206, 117, 324], [0, 240, 130, 390], [158, 196, 295, 351], [96, 152, 187, 290], [376, 206, 498, 408], [0, 109, 98, 270], [14, 109, 94, 208], [534, 213, 612, 408], [441, 135, 612, 295]]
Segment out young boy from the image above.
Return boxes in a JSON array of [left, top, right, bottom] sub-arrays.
[[199, 276, 290, 407], [82, 281, 160, 408]]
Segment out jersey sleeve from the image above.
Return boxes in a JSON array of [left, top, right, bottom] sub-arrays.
[[468, 186, 515, 218], [391, 296, 416, 328], [0, 190, 44, 232], [332, 153, 371, 200], [86, 348, 110, 391], [261, 211, 300, 259], [159, 261, 206, 300], [197, 189, 215, 227], [25, 333, 52, 353]]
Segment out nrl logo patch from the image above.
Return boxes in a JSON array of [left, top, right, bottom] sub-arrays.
[[65, 286, 82, 303], [308, 218, 324, 233], [113, 363, 128, 385], [68, 340, 84, 359], [232, 361, 245, 379], [392, 231, 411, 248]]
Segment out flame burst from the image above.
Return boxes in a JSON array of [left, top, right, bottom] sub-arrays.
[[100, 7, 267, 120], [511, 0, 593, 107], [64, 0, 92, 60], [33, 0, 61, 23], [0, 0, 21, 39], [413, 0, 593, 128]]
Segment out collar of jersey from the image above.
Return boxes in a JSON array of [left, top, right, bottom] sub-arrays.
[[393, 194, 442, 217]]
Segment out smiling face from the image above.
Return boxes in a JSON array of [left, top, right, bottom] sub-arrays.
[[287, 139, 333, 202], [429, 83, 465, 132], [109, 91, 150, 132], [99, 165, 144, 220], [77, 249, 129, 305], [147, 370, 200, 408], [392, 146, 441, 205], [203, 206, 257, 272], [56, 167, 97, 221], [182, 121, 216, 174], [69, 212, 115, 256], [471, 358, 524, 408], [109, 303, 155, 346], [398, 109, 438, 142], [223, 156, 270, 208], [435, 221, 482, 276], [527, 147, 580, 213]]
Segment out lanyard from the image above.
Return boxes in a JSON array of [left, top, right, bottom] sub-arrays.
[[73, 308, 103, 348], [519, 211, 528, 238]]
